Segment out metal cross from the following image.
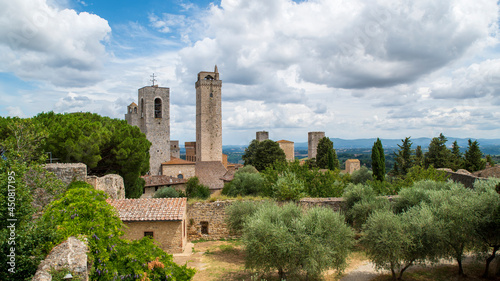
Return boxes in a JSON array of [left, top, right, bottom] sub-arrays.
[[150, 73, 157, 86]]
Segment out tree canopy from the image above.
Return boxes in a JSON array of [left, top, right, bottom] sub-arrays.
[[242, 139, 286, 171], [316, 137, 339, 170], [371, 138, 386, 181]]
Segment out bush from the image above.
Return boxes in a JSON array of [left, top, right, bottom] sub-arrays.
[[273, 172, 305, 201], [185, 177, 210, 199], [222, 171, 264, 197], [351, 166, 372, 184], [67, 180, 93, 190], [225, 201, 268, 234], [153, 186, 180, 198]]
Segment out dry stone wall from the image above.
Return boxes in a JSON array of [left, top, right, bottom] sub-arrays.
[[85, 174, 125, 199], [187, 200, 234, 240], [43, 163, 87, 185], [33, 236, 89, 281]]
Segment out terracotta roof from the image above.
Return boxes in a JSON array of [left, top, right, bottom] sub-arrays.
[[141, 175, 187, 187], [129, 102, 137, 107], [195, 161, 228, 190], [277, 140, 294, 143], [106, 198, 186, 221], [161, 157, 195, 165]]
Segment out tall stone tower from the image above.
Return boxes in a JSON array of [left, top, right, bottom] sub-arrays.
[[125, 85, 170, 175], [256, 131, 269, 142], [308, 131, 325, 159], [195, 65, 222, 162]]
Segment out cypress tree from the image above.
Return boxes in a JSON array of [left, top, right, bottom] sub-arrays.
[[371, 138, 386, 181], [464, 139, 485, 172]]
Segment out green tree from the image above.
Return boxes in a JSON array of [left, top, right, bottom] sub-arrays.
[[464, 139, 485, 172], [450, 140, 464, 171], [424, 133, 451, 169], [0, 117, 48, 164], [225, 200, 270, 234], [392, 137, 414, 176], [486, 155, 495, 167], [371, 138, 386, 181], [34, 112, 151, 198], [316, 137, 339, 170], [221, 168, 264, 197], [273, 172, 305, 201], [351, 166, 373, 184], [153, 186, 180, 198], [242, 139, 286, 171], [414, 145, 424, 167], [185, 177, 210, 199]]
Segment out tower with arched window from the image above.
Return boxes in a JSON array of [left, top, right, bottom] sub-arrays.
[[195, 65, 222, 162], [125, 85, 170, 175]]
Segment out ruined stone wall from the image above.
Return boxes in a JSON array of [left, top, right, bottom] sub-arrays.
[[85, 174, 125, 199], [187, 200, 234, 240], [43, 163, 87, 185], [33, 236, 89, 281]]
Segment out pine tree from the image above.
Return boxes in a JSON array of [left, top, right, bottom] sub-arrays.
[[424, 133, 451, 169], [392, 137, 414, 176], [450, 140, 463, 171], [371, 138, 386, 181], [464, 139, 485, 172], [317, 137, 338, 170], [415, 145, 424, 167]]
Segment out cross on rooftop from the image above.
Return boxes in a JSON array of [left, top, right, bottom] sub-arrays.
[[150, 73, 157, 86]]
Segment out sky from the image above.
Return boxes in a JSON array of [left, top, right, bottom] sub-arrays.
[[0, 0, 499, 145]]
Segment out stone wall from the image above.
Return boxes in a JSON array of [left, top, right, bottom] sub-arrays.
[[33, 236, 89, 281], [85, 174, 125, 199], [44, 163, 87, 185], [187, 200, 234, 240], [439, 168, 487, 189]]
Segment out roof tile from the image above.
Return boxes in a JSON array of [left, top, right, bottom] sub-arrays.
[[106, 198, 186, 221]]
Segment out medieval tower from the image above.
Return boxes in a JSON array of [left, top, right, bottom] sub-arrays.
[[125, 85, 170, 175], [195, 66, 222, 162], [308, 131, 325, 159]]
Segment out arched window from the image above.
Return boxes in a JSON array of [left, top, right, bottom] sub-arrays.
[[134, 107, 137, 113], [177, 174, 184, 179], [154, 98, 162, 118]]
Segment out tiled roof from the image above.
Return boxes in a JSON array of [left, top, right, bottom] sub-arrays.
[[129, 102, 137, 107], [195, 161, 228, 190], [106, 198, 186, 221], [141, 175, 187, 187], [161, 157, 195, 165], [277, 140, 294, 143]]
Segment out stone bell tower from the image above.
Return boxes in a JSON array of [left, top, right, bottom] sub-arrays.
[[126, 84, 170, 175], [195, 65, 222, 162]]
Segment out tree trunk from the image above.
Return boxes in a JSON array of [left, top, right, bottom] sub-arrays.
[[398, 261, 414, 280], [391, 263, 397, 281], [458, 258, 466, 277], [483, 245, 499, 278], [278, 268, 285, 280]]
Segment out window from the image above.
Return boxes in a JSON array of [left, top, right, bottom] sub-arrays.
[[200, 221, 209, 234], [144, 232, 154, 238], [154, 98, 162, 118], [140, 99, 144, 118], [210, 92, 213, 98], [177, 174, 184, 179], [134, 107, 137, 113]]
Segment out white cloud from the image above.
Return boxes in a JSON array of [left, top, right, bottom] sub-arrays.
[[0, 0, 111, 87], [6, 106, 25, 118]]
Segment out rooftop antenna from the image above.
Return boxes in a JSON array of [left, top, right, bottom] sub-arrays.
[[150, 73, 157, 86]]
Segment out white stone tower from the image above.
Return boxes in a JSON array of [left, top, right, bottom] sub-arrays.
[[195, 65, 222, 162], [125, 85, 170, 175]]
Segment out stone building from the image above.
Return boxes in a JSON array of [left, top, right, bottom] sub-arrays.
[[161, 157, 196, 180], [107, 198, 188, 253], [256, 131, 269, 142], [185, 141, 196, 162], [308, 131, 325, 159], [277, 140, 295, 161], [196, 66, 222, 162], [141, 175, 187, 198], [125, 85, 170, 175], [344, 159, 361, 174], [170, 140, 180, 159]]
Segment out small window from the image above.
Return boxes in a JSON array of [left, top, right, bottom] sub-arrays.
[[177, 174, 184, 179], [134, 107, 137, 113], [140, 99, 144, 118], [129, 108, 132, 113], [210, 92, 213, 98], [154, 98, 162, 118], [200, 221, 209, 234], [144, 232, 154, 238]]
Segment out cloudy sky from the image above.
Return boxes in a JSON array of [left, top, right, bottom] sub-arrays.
[[0, 0, 499, 145]]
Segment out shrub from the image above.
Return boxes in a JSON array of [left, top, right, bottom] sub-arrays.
[[153, 186, 180, 198], [351, 166, 372, 184], [273, 172, 305, 201], [225, 200, 269, 234], [222, 172, 264, 197], [185, 177, 210, 199]]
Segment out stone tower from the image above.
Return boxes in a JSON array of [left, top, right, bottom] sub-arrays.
[[308, 131, 325, 159], [195, 65, 222, 162], [125, 85, 170, 175], [256, 131, 269, 142]]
